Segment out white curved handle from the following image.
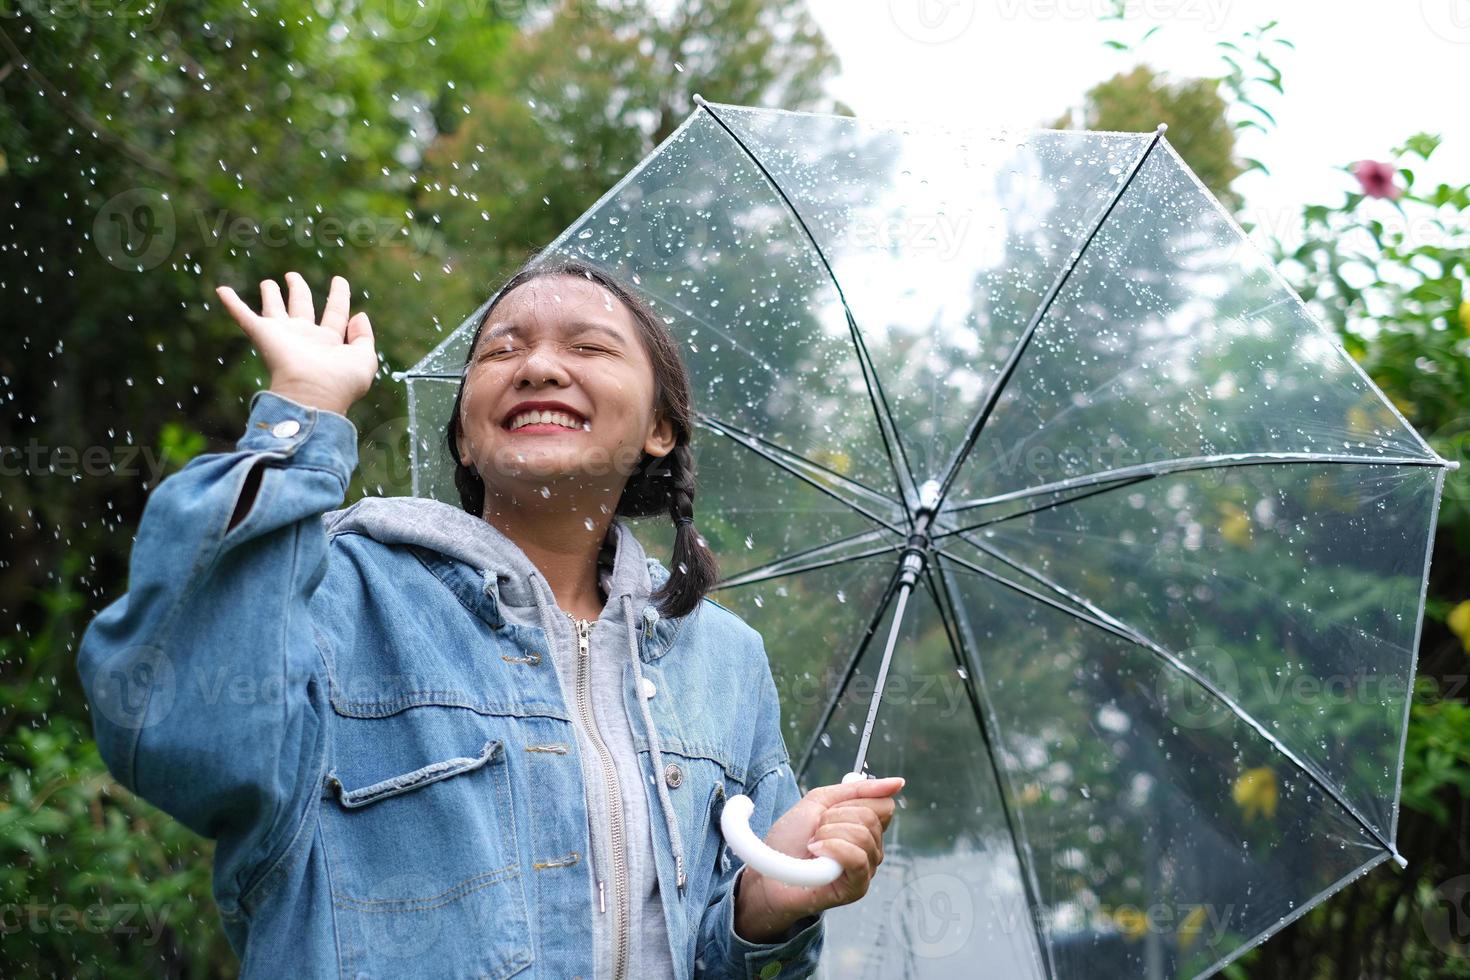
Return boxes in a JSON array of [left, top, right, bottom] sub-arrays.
[[719, 771, 867, 888]]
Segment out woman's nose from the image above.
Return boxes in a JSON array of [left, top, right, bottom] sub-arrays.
[[514, 344, 571, 386]]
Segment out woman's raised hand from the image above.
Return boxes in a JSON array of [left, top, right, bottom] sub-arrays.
[[215, 271, 377, 417]]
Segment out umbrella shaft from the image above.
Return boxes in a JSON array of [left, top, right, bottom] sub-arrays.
[[851, 550, 924, 776]]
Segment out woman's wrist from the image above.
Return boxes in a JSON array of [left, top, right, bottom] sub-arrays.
[[268, 381, 353, 417], [732, 866, 810, 943]]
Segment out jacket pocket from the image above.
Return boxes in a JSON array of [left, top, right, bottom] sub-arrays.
[[325, 738, 502, 808], [638, 744, 742, 906], [320, 735, 532, 980]]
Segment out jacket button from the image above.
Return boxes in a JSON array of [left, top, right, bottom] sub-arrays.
[[664, 762, 683, 788], [271, 419, 301, 438], [640, 677, 657, 699]]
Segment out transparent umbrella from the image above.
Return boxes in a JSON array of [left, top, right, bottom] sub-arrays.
[[394, 98, 1457, 980]]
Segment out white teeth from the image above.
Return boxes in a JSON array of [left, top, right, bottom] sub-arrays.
[[508, 410, 584, 431]]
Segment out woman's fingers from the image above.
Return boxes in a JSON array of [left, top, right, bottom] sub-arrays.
[[811, 817, 883, 870], [285, 270, 315, 322], [321, 275, 351, 336], [215, 285, 264, 342], [808, 835, 876, 893], [346, 311, 374, 349], [260, 278, 287, 320]]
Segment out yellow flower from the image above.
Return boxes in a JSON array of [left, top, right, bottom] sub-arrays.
[[812, 448, 852, 476], [1449, 600, 1470, 653], [1217, 502, 1252, 548], [1346, 405, 1373, 434], [1178, 905, 1208, 952], [1459, 298, 1470, 334], [1112, 906, 1148, 941], [1017, 782, 1042, 806], [1233, 766, 1278, 823], [1387, 393, 1417, 419]]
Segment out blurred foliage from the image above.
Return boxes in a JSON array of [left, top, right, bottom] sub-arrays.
[[1050, 63, 1246, 213], [0, 0, 840, 974], [2, 0, 1467, 975], [1089, 19, 1470, 980], [1245, 133, 1470, 979]]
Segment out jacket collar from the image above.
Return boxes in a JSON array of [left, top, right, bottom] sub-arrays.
[[322, 495, 680, 658]]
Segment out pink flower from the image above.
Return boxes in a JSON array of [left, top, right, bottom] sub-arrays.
[[1352, 160, 1403, 200]]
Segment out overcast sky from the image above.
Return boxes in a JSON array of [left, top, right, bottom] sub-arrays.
[[805, 0, 1470, 255]]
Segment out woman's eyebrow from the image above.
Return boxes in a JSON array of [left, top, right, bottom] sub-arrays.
[[481, 321, 625, 344]]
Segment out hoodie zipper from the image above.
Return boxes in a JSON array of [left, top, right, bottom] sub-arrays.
[[568, 613, 629, 980]]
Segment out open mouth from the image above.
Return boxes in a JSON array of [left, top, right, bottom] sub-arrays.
[[502, 405, 589, 433]]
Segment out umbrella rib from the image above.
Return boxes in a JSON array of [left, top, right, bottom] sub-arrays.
[[714, 537, 905, 590], [1187, 850, 1395, 980], [696, 412, 906, 534], [939, 537, 1405, 865], [922, 559, 1059, 980], [693, 97, 919, 519], [793, 557, 910, 781], [933, 473, 1156, 540], [944, 451, 1449, 517], [931, 126, 1169, 510]]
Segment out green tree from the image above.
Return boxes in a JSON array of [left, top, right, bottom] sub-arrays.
[[1049, 63, 1245, 213]]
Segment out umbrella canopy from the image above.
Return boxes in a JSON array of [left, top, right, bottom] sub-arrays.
[[397, 99, 1456, 980]]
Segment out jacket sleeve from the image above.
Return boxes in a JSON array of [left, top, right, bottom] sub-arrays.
[[74, 389, 357, 914], [695, 634, 826, 978]]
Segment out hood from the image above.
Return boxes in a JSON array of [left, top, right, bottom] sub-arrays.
[[320, 494, 668, 607], [319, 494, 691, 898]]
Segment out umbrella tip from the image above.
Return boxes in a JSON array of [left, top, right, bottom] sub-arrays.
[[1156, 122, 1168, 134], [693, 93, 707, 107], [1391, 849, 1407, 869], [1447, 458, 1462, 471], [389, 369, 407, 382]]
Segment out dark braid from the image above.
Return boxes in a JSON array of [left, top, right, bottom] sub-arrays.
[[445, 251, 719, 620]]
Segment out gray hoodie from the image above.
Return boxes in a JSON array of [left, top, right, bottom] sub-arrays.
[[321, 494, 680, 980]]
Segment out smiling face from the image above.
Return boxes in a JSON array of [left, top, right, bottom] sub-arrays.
[[454, 273, 676, 504]]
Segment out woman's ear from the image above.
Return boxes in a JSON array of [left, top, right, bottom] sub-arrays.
[[643, 410, 677, 459]]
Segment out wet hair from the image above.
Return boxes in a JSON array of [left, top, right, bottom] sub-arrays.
[[444, 251, 718, 620]]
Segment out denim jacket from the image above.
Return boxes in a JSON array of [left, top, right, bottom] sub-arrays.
[[75, 389, 826, 979]]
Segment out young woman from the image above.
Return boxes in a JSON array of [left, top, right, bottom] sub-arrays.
[[77, 256, 903, 979]]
